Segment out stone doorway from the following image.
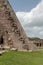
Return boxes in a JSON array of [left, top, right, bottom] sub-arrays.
[[0, 35, 4, 49], [0, 35, 4, 45]]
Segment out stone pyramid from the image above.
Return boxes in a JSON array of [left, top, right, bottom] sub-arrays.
[[0, 0, 38, 51]]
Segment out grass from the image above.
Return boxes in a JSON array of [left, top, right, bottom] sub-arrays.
[[0, 51, 43, 65]]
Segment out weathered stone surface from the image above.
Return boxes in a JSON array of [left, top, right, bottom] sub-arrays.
[[0, 0, 39, 51]]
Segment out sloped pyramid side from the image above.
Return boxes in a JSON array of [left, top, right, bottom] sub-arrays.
[[0, 0, 39, 51]]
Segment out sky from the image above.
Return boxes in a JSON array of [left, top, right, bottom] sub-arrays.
[[9, 0, 43, 39]]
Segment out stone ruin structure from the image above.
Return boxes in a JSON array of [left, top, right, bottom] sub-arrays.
[[0, 0, 38, 51]]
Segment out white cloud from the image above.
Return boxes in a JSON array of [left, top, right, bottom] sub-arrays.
[[16, 0, 43, 39], [39, 31, 43, 35]]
